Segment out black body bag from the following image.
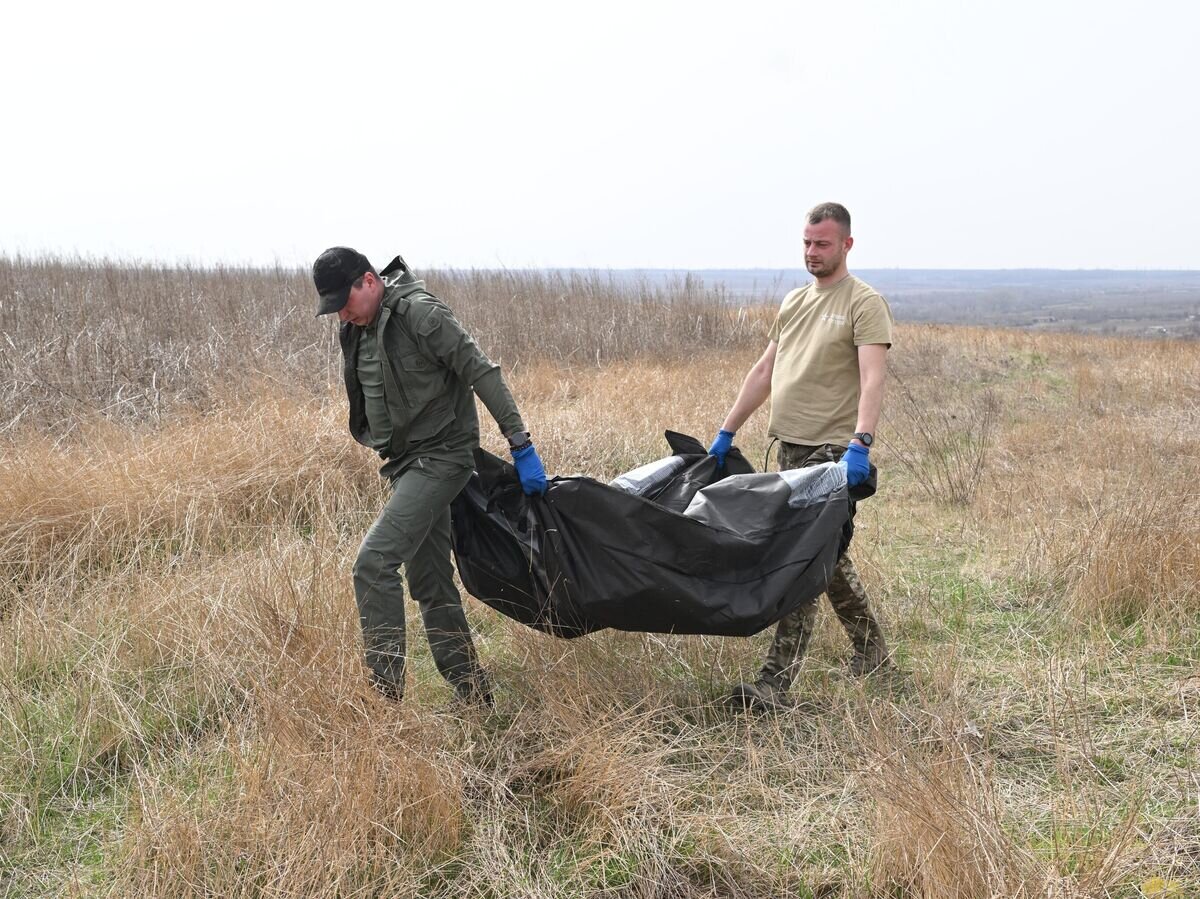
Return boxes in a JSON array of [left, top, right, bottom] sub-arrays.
[[450, 432, 874, 639]]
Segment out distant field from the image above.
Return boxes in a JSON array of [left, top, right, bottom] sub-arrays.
[[601, 268, 1200, 339], [1, 259, 1198, 897]]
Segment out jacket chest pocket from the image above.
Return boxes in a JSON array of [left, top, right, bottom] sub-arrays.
[[395, 351, 450, 407]]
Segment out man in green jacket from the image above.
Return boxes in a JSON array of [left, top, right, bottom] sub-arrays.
[[313, 247, 548, 705]]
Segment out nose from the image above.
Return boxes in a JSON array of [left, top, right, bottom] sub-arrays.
[[337, 306, 351, 323]]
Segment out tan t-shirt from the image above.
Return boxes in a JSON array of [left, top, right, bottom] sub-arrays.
[[767, 274, 893, 446]]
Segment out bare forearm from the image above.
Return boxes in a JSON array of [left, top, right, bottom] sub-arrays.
[[723, 390, 768, 433], [721, 343, 777, 433], [721, 370, 771, 432], [854, 344, 887, 436], [855, 376, 884, 434]]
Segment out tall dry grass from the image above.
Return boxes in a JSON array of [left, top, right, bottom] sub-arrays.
[[2, 259, 1199, 897], [0, 387, 376, 613], [0, 257, 769, 435], [868, 732, 1048, 896]]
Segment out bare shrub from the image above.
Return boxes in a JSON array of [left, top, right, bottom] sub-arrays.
[[883, 369, 999, 506]]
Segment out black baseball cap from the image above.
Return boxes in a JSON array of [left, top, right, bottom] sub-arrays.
[[312, 247, 372, 316]]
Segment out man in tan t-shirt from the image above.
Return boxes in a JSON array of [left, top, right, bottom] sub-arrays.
[[707, 201, 894, 710]]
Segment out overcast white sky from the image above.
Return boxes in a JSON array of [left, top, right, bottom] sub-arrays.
[[3, 1, 1198, 270]]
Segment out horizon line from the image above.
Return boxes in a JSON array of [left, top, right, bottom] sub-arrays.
[[2, 254, 1198, 275]]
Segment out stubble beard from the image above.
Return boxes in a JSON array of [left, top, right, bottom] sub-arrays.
[[806, 250, 845, 281], [806, 259, 833, 279]]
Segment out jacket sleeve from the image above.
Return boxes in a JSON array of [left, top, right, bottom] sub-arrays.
[[412, 300, 527, 437]]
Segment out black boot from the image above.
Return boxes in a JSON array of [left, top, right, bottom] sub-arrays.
[[726, 674, 792, 712], [370, 671, 404, 702], [847, 617, 892, 676], [454, 670, 495, 709]]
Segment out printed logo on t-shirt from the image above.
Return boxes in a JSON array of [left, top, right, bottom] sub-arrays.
[[820, 312, 848, 327]]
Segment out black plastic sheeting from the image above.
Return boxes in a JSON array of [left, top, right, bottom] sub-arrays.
[[450, 432, 876, 639]]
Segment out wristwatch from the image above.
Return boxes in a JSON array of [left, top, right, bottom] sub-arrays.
[[506, 430, 532, 451], [852, 432, 874, 448]]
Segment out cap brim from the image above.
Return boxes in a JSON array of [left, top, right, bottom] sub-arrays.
[[315, 286, 351, 316]]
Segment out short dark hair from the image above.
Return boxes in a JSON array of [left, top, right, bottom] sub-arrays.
[[806, 202, 851, 235], [350, 271, 377, 291]]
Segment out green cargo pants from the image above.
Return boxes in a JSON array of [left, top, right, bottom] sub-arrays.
[[353, 455, 482, 698], [759, 442, 890, 689]]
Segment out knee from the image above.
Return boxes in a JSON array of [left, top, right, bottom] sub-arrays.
[[353, 540, 399, 586], [827, 578, 870, 612], [414, 581, 463, 613], [779, 598, 818, 633], [355, 523, 415, 577], [407, 551, 456, 607]]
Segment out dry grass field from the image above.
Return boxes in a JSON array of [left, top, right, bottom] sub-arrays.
[[1, 259, 1198, 898]]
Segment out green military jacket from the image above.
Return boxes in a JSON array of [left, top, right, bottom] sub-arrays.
[[339, 256, 525, 478]]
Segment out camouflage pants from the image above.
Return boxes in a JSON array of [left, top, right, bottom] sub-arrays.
[[759, 442, 889, 688], [353, 455, 484, 698]]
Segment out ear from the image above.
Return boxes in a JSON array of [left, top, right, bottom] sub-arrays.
[[844, 235, 854, 252]]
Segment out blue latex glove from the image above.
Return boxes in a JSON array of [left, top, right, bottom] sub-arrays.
[[512, 442, 548, 495], [708, 429, 736, 467], [843, 442, 870, 487]]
